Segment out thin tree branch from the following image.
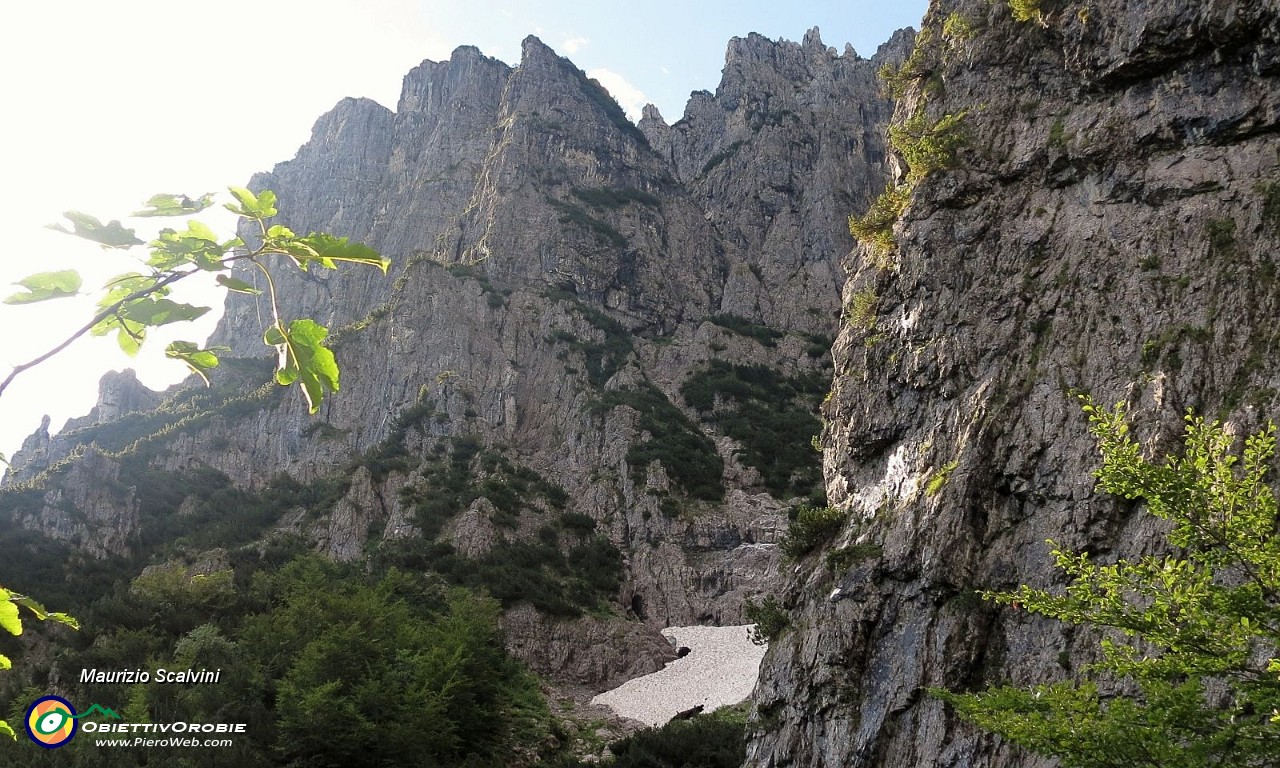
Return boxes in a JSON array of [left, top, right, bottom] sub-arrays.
[[0, 245, 265, 401], [0, 268, 194, 399]]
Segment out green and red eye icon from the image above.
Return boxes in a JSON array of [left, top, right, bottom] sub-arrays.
[[25, 696, 77, 748]]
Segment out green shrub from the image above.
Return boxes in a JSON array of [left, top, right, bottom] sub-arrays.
[[576, 309, 635, 387], [1048, 116, 1067, 148], [1140, 325, 1212, 372], [846, 287, 879, 330], [681, 362, 825, 499], [548, 707, 747, 768], [606, 709, 746, 768], [397, 437, 570, 542], [934, 398, 1280, 767], [447, 262, 510, 309], [659, 495, 681, 518], [358, 389, 440, 479], [548, 297, 636, 387], [744, 595, 790, 644], [1257, 181, 1280, 230], [707, 314, 784, 346], [547, 329, 579, 344], [890, 111, 968, 185], [1010, 0, 1045, 24], [403, 534, 623, 618], [925, 459, 958, 497], [380, 437, 617, 616], [803, 332, 835, 359], [603, 384, 725, 501], [0, 527, 128, 613], [877, 27, 933, 98], [779, 505, 848, 559], [878, 62, 911, 98], [547, 197, 628, 248], [301, 421, 346, 441], [942, 12, 977, 44], [558, 511, 597, 536], [1205, 218, 1237, 257], [826, 542, 884, 571], [849, 183, 911, 255], [124, 462, 350, 554]]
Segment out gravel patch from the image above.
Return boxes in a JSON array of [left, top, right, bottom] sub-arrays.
[[590, 625, 765, 727]]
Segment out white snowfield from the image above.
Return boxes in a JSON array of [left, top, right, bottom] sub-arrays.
[[591, 625, 766, 727]]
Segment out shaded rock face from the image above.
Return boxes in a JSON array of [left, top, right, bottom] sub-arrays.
[[641, 28, 912, 335], [501, 603, 679, 692], [748, 2, 1280, 767], [13, 447, 139, 558], [4, 29, 902, 689]]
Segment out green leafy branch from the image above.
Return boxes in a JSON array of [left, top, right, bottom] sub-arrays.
[[0, 586, 78, 739], [1, 187, 389, 413], [935, 396, 1280, 766]]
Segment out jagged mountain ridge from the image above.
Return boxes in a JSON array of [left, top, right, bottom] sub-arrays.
[[215, 30, 909, 351], [748, 1, 1280, 766], [3, 28, 907, 692]]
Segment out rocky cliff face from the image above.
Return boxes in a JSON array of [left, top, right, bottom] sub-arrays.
[[3, 29, 903, 691], [747, 1, 1280, 766]]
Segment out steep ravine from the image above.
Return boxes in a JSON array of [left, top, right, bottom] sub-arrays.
[[747, 1, 1280, 767]]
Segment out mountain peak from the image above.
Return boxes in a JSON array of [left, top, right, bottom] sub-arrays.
[[520, 34, 560, 65], [802, 26, 825, 51]]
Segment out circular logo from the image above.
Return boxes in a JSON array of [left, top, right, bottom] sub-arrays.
[[24, 696, 77, 749]]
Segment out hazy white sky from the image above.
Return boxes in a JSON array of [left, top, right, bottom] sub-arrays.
[[0, 0, 926, 465]]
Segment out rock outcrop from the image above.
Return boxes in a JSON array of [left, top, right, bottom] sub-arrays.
[[748, 1, 1280, 766]]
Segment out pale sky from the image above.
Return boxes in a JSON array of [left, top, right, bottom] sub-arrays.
[[0, 0, 926, 467]]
